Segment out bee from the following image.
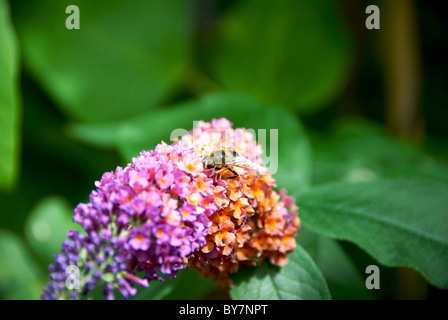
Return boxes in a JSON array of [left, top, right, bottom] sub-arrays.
[[202, 131, 265, 179]]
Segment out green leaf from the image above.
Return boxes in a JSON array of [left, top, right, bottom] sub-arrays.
[[230, 244, 331, 300], [207, 0, 353, 113], [298, 228, 375, 299], [0, 0, 20, 190], [296, 178, 448, 289], [12, 0, 191, 121], [24, 196, 82, 266], [125, 277, 177, 300], [311, 118, 448, 185], [65, 121, 121, 148], [134, 280, 176, 300], [0, 230, 43, 299], [162, 269, 219, 300]]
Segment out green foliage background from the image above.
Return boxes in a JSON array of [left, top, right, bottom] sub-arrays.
[[0, 0, 447, 300]]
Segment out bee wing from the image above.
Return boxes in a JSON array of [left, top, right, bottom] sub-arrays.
[[212, 130, 235, 152], [231, 155, 265, 174]]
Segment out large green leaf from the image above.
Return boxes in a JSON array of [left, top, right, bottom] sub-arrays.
[[0, 230, 43, 299], [207, 0, 353, 113], [69, 92, 312, 191], [0, 0, 20, 190], [230, 244, 331, 300], [296, 178, 448, 289], [12, 0, 191, 121]]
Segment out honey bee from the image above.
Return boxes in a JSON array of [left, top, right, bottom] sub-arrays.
[[202, 131, 265, 179]]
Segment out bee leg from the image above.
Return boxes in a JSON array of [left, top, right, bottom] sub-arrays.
[[215, 168, 224, 180], [227, 167, 239, 179]]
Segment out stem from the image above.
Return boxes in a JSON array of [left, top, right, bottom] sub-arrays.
[[382, 0, 424, 142]]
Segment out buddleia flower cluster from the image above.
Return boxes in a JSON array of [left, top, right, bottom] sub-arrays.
[[41, 118, 300, 299]]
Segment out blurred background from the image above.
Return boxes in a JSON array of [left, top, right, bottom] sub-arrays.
[[0, 0, 447, 299]]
